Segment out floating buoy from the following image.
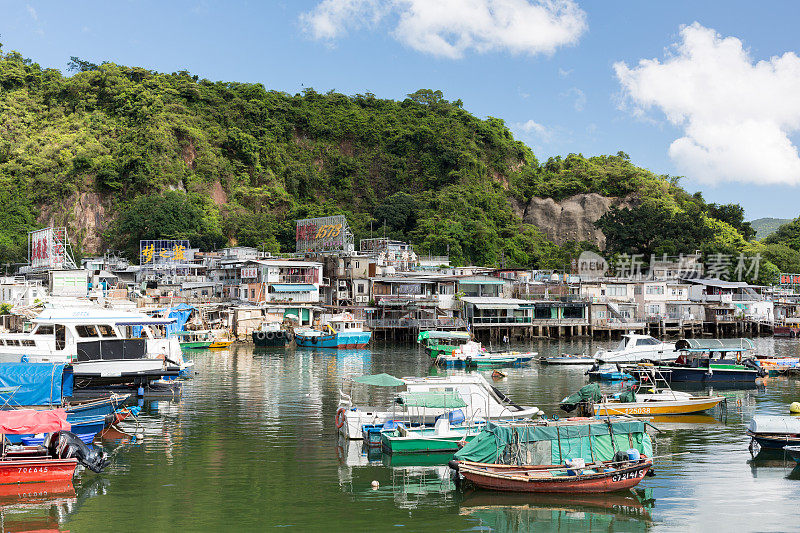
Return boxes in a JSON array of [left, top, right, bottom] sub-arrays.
[[790, 402, 800, 414], [371, 480, 380, 489]]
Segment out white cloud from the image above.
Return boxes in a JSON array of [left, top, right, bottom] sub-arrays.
[[515, 119, 551, 141], [26, 4, 37, 21], [300, 0, 388, 40], [561, 86, 585, 111], [558, 67, 572, 77], [615, 22, 800, 186], [300, 0, 587, 59]]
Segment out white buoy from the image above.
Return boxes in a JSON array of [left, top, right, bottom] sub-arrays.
[[371, 480, 380, 489]]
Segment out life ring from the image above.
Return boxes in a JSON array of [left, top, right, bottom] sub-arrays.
[[335, 408, 347, 429], [265, 332, 275, 341], [255, 331, 266, 341]]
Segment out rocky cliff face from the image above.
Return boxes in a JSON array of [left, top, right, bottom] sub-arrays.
[[513, 193, 634, 249]]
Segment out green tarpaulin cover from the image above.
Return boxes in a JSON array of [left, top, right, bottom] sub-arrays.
[[560, 383, 602, 411], [399, 391, 467, 409], [352, 373, 404, 387], [454, 420, 653, 465]]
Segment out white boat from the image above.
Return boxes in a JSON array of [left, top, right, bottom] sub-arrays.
[[0, 307, 188, 384], [593, 334, 676, 364], [336, 374, 543, 440], [541, 354, 596, 365]]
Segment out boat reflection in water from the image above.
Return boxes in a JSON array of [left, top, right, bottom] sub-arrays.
[[0, 475, 109, 532], [459, 489, 654, 533], [748, 449, 800, 480], [336, 438, 458, 510]]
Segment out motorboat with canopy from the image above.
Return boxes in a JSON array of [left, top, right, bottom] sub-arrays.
[[336, 373, 543, 440]]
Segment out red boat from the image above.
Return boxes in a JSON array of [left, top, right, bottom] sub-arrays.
[[0, 409, 109, 484], [453, 458, 652, 493]]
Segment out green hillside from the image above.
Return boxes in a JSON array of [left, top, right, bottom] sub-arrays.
[[0, 45, 783, 282], [751, 217, 791, 240]]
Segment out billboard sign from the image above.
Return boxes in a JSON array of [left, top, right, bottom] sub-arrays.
[[295, 215, 354, 253], [28, 227, 76, 270], [139, 240, 190, 266], [780, 273, 800, 286], [241, 267, 258, 279]]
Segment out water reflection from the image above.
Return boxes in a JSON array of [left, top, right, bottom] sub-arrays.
[[25, 336, 800, 531], [459, 490, 654, 533]]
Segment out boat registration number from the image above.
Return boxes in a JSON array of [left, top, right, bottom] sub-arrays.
[[612, 469, 644, 482], [17, 467, 48, 473], [624, 407, 651, 414]]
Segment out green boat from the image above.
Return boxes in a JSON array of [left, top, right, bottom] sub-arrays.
[[381, 390, 483, 455], [417, 330, 471, 358], [381, 424, 483, 455], [177, 330, 213, 349]]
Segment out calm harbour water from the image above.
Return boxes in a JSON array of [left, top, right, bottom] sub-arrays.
[[9, 337, 800, 532]]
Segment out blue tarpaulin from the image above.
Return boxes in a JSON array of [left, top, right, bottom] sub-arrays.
[[146, 304, 194, 337], [0, 363, 71, 407]]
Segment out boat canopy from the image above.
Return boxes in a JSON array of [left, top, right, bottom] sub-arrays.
[[417, 330, 471, 343], [748, 415, 800, 435], [352, 373, 404, 387], [149, 303, 194, 336], [0, 408, 70, 435], [399, 391, 467, 409], [675, 338, 754, 351], [454, 419, 653, 465], [0, 363, 72, 406]]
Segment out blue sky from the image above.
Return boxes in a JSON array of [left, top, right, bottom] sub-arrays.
[[2, 0, 800, 220]]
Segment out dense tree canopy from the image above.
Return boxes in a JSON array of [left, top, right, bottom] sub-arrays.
[[0, 45, 787, 275]]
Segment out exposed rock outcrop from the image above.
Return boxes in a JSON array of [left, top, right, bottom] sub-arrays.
[[514, 193, 635, 249]]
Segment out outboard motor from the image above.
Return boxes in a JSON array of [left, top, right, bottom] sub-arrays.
[[47, 431, 110, 473]]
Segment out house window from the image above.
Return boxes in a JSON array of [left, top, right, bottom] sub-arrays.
[[646, 286, 665, 295], [647, 304, 660, 315], [607, 286, 627, 297], [251, 289, 256, 299]]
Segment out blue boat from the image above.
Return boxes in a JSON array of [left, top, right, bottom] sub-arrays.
[[295, 315, 371, 349], [21, 432, 97, 446], [65, 394, 131, 418]]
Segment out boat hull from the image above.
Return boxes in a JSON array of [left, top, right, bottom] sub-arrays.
[[0, 457, 78, 485], [436, 354, 534, 368], [593, 396, 725, 416], [296, 331, 371, 349], [180, 342, 212, 349], [252, 330, 292, 347], [749, 432, 800, 449], [381, 430, 479, 454], [456, 460, 652, 493], [643, 366, 760, 382]]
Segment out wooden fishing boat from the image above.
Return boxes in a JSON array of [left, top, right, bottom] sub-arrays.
[[453, 458, 652, 493]]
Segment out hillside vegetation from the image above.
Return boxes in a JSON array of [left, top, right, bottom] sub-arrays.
[[751, 218, 791, 241], [0, 45, 787, 282]]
